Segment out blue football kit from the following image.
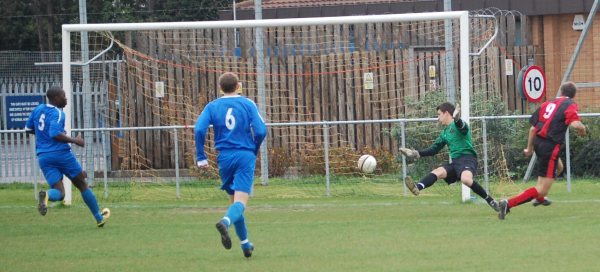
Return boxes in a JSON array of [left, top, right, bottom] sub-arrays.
[[27, 100, 108, 226], [194, 95, 267, 194], [26, 104, 82, 186]]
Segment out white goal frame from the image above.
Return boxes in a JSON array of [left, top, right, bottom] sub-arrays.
[[61, 11, 472, 204]]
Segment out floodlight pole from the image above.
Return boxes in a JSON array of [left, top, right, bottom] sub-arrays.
[[233, 0, 238, 46], [523, 0, 599, 189], [255, 0, 269, 186], [444, 0, 456, 102], [79, 0, 95, 186]]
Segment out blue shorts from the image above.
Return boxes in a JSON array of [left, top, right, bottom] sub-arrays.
[[217, 150, 257, 195], [38, 150, 83, 187]]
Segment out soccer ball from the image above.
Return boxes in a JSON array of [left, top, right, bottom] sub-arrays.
[[357, 154, 377, 174]]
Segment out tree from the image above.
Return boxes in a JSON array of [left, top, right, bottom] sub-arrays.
[[0, 0, 232, 51], [0, 2, 37, 51]]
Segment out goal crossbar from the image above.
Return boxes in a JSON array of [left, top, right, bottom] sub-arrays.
[[62, 11, 469, 32]]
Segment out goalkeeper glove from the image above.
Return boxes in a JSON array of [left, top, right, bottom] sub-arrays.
[[453, 103, 461, 121], [399, 148, 420, 159]]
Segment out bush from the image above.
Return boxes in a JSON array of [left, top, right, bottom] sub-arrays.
[[570, 117, 600, 177], [268, 148, 297, 177]]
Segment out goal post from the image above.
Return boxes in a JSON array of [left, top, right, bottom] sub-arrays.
[[458, 13, 471, 202], [61, 35, 73, 205], [61, 11, 474, 202]]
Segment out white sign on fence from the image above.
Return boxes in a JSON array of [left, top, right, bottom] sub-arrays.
[[505, 59, 514, 76], [155, 81, 165, 98], [363, 73, 374, 90]]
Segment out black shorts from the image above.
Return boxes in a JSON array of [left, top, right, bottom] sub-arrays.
[[442, 155, 478, 184], [534, 136, 562, 178]]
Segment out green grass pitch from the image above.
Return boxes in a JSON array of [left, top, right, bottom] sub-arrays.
[[1, 180, 600, 272]]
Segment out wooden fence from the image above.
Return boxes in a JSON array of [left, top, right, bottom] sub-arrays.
[[112, 44, 538, 170], [0, 44, 539, 171]]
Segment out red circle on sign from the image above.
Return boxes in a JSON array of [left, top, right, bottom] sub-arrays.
[[522, 65, 546, 103]]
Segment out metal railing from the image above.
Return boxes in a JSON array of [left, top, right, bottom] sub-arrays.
[[2, 113, 599, 199]]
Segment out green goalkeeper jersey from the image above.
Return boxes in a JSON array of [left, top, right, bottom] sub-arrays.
[[418, 120, 477, 159]]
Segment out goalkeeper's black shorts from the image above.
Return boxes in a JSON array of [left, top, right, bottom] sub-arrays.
[[441, 155, 478, 184]]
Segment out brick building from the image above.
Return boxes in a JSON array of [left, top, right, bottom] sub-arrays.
[[220, 0, 600, 108]]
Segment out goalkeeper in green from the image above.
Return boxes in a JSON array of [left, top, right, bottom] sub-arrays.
[[399, 102, 499, 212]]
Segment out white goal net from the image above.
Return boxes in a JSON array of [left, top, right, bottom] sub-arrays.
[[60, 11, 505, 202]]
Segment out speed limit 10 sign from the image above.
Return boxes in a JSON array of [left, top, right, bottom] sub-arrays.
[[518, 65, 546, 102]]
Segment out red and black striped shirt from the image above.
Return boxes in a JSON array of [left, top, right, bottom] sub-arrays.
[[529, 96, 581, 144]]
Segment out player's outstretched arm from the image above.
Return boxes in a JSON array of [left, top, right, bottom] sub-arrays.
[[54, 134, 84, 147], [25, 113, 36, 135], [453, 103, 461, 120], [249, 100, 267, 154], [413, 136, 446, 158], [569, 120, 586, 136], [523, 126, 535, 157], [251, 114, 267, 147], [452, 103, 469, 133], [194, 108, 211, 162]]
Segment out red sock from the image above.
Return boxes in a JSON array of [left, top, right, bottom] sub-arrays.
[[535, 196, 545, 202], [508, 187, 539, 208]]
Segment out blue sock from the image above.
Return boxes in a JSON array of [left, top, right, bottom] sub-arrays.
[[47, 189, 62, 201], [81, 188, 102, 222], [234, 215, 248, 242], [223, 202, 245, 227]]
